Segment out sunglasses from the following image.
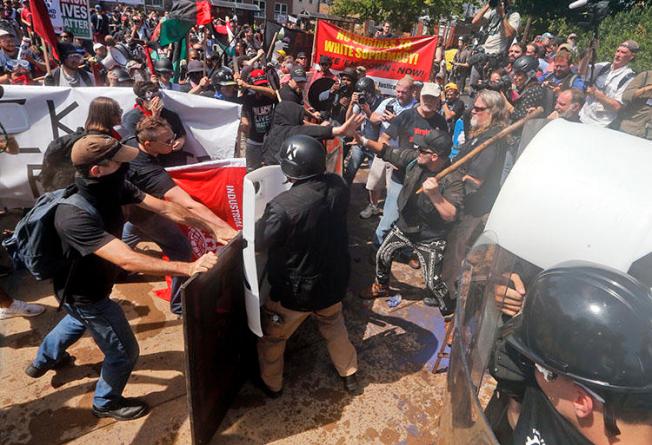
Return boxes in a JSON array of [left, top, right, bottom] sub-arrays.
[[472, 105, 488, 113], [417, 146, 435, 155]]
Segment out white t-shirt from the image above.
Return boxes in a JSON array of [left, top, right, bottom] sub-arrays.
[[482, 9, 520, 55], [579, 62, 635, 127]]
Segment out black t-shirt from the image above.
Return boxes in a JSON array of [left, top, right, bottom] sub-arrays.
[[126, 149, 176, 199], [122, 107, 188, 167], [444, 98, 465, 135], [385, 107, 448, 183], [242, 92, 277, 143], [513, 385, 594, 445], [53, 182, 145, 305]]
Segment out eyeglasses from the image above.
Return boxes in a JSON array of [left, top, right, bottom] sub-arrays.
[[156, 133, 177, 146], [472, 105, 488, 113]]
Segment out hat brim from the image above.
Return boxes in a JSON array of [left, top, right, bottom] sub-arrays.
[[292, 76, 307, 82], [111, 144, 140, 163], [219, 81, 237, 86]]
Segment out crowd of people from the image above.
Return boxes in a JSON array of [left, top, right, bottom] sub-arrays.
[[1, 0, 651, 442]]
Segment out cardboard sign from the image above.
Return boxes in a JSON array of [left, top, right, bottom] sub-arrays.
[[60, 0, 92, 40]]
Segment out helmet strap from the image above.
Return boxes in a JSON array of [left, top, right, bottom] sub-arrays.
[[603, 401, 621, 437]]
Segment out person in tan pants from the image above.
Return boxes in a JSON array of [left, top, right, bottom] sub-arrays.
[[254, 134, 361, 397]]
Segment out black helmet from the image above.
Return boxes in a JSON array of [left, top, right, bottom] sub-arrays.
[[113, 67, 132, 83], [354, 76, 376, 95], [512, 55, 538, 76], [279, 135, 326, 180], [212, 67, 236, 87], [339, 66, 357, 82], [154, 57, 173, 73], [507, 261, 652, 394]]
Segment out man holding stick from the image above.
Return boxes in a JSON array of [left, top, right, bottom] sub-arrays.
[[356, 129, 464, 315]]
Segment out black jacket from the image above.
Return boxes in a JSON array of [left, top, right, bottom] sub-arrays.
[[261, 101, 333, 166], [379, 144, 465, 240], [255, 174, 350, 312]]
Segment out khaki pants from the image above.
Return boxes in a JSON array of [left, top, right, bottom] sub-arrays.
[[257, 300, 358, 391]]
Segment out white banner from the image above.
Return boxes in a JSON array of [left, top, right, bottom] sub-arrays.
[[45, 0, 64, 34], [0, 85, 242, 209]]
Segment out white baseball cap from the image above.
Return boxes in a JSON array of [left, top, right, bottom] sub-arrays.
[[420, 82, 442, 98]]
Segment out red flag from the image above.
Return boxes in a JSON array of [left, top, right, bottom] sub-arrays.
[[196, 0, 212, 26], [30, 0, 59, 60], [153, 159, 246, 301]]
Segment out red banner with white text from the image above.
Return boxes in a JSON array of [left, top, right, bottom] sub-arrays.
[[312, 21, 437, 94]]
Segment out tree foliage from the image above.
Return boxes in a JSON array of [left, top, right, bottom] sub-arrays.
[[331, 0, 466, 33]]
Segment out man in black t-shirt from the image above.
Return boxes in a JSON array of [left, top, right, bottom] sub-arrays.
[[239, 69, 278, 171], [122, 81, 188, 167], [27, 134, 218, 421], [442, 82, 466, 135], [122, 117, 238, 314], [279, 66, 307, 105], [360, 82, 448, 247]]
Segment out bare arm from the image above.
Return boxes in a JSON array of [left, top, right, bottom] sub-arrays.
[[355, 131, 390, 154], [331, 113, 365, 137], [472, 4, 490, 26], [587, 86, 623, 112], [422, 177, 457, 222], [163, 186, 238, 244], [94, 238, 217, 276]]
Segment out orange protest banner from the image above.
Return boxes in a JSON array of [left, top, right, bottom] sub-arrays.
[[312, 21, 438, 93]]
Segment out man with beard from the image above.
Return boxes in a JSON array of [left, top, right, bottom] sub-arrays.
[[505, 42, 525, 76], [541, 52, 585, 97], [547, 88, 585, 122], [358, 130, 464, 312], [279, 66, 307, 105], [441, 90, 511, 315], [44, 43, 95, 87], [122, 117, 238, 314], [26, 134, 218, 420]]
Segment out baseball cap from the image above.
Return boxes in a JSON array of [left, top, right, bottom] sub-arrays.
[[0, 29, 10, 37], [93, 42, 105, 51], [413, 130, 452, 157], [186, 60, 205, 74], [444, 82, 458, 91], [291, 66, 307, 82], [542, 32, 555, 39], [620, 40, 640, 53], [420, 82, 442, 98], [296, 51, 306, 59], [249, 69, 268, 86], [71, 134, 139, 167], [319, 55, 332, 65], [568, 33, 577, 38]]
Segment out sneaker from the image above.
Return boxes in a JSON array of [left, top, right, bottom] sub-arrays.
[[439, 297, 457, 321], [92, 397, 149, 421], [360, 282, 389, 300], [0, 299, 46, 320], [342, 373, 361, 394], [25, 352, 75, 378], [359, 203, 382, 219]]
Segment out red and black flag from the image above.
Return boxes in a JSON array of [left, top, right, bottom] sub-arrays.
[[159, 0, 212, 46]]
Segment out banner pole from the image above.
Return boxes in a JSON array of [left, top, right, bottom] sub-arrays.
[[266, 31, 278, 62], [310, 19, 318, 70], [42, 41, 52, 76]]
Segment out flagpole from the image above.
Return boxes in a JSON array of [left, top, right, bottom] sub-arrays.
[[42, 41, 52, 76], [266, 31, 278, 62], [310, 19, 318, 70]]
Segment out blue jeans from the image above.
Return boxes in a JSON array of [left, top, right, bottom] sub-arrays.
[[122, 212, 193, 314], [373, 178, 403, 247], [344, 144, 375, 185], [33, 298, 139, 409]]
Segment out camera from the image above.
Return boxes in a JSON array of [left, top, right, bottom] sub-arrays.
[[339, 84, 351, 97], [358, 94, 366, 105], [472, 75, 512, 93], [385, 103, 395, 113]]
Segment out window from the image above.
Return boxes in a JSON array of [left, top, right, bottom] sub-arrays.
[[254, 0, 266, 18], [274, 2, 287, 21]]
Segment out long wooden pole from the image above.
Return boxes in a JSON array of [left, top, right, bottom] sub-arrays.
[[266, 31, 279, 62], [416, 108, 544, 194], [42, 41, 52, 76]]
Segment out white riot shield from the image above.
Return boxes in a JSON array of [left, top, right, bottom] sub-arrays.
[[242, 166, 291, 336]]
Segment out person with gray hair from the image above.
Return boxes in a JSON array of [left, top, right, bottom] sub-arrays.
[[440, 89, 511, 317]]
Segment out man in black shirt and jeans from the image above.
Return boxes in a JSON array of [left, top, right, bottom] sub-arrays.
[[122, 117, 238, 314], [26, 134, 218, 421], [240, 69, 278, 171]]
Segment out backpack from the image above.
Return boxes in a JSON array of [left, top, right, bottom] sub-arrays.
[[1, 187, 99, 280], [40, 128, 86, 192]]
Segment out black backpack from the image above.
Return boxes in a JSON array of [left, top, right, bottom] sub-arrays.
[[2, 186, 99, 281], [40, 128, 86, 192]]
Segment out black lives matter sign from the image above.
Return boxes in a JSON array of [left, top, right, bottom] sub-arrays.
[[61, 0, 92, 40]]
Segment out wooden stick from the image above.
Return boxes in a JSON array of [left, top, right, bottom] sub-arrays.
[[416, 108, 544, 194], [266, 31, 279, 62], [42, 41, 52, 76]]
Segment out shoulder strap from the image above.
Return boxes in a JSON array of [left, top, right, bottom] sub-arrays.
[[62, 193, 100, 221], [618, 72, 636, 90]]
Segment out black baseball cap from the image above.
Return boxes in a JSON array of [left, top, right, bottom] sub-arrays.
[[291, 66, 307, 82], [413, 130, 452, 157]]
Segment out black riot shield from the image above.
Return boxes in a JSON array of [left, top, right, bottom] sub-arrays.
[[181, 235, 255, 445]]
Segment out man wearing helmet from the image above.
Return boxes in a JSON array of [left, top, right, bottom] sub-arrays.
[[255, 135, 360, 398], [508, 55, 545, 121], [211, 67, 241, 103], [152, 58, 177, 91], [498, 263, 652, 445]]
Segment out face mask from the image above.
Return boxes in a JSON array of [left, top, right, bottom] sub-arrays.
[[75, 163, 129, 210]]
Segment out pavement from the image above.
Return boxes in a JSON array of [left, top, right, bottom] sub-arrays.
[[0, 164, 450, 445]]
